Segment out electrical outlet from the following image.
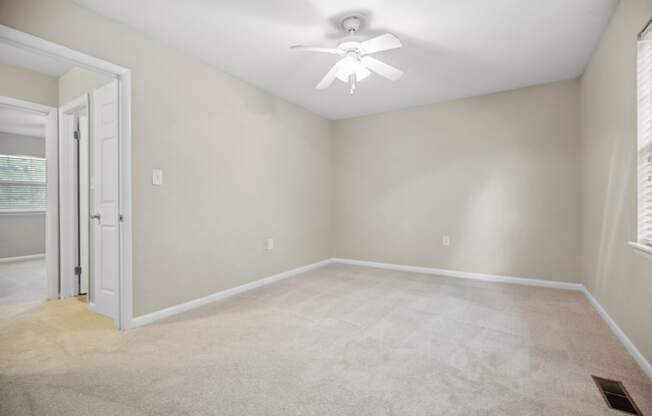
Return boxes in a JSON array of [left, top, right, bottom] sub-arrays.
[[442, 235, 451, 246], [266, 238, 274, 251]]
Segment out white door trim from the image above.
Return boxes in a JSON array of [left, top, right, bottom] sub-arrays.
[[59, 95, 89, 298], [0, 24, 133, 330], [118, 72, 133, 330], [0, 96, 58, 300]]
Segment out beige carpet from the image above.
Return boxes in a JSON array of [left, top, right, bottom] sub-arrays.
[[0, 259, 47, 318], [1, 263, 651, 415]]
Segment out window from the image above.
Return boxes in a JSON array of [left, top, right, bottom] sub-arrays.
[[0, 154, 47, 213], [638, 34, 652, 247]]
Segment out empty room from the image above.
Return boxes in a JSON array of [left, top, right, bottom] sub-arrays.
[[0, 0, 651, 415]]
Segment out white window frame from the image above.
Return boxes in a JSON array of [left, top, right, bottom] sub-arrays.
[[0, 153, 47, 214], [631, 31, 652, 258]]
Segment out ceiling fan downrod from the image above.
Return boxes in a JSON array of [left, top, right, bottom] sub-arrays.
[[342, 16, 361, 35]]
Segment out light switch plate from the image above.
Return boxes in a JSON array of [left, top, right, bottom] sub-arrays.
[[442, 235, 451, 246], [266, 238, 274, 250], [152, 169, 163, 185]]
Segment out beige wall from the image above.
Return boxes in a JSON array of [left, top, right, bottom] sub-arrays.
[[333, 80, 581, 282], [0, 132, 46, 258], [0, 62, 58, 106], [58, 67, 113, 105], [581, 0, 652, 365], [0, 131, 44, 157], [0, 0, 333, 316], [0, 213, 45, 258]]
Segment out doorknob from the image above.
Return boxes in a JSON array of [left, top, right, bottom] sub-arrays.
[[91, 213, 101, 221]]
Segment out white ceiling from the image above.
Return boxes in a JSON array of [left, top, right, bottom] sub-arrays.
[[0, 106, 47, 138], [74, 0, 618, 120], [0, 42, 73, 77]]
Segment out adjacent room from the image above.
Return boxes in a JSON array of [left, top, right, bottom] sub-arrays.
[[0, 1, 651, 415], [0, 103, 47, 316]]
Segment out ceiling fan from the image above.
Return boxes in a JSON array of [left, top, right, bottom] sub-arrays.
[[291, 16, 403, 94]]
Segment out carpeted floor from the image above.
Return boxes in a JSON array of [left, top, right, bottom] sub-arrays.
[[0, 259, 47, 318], [1, 263, 651, 415]]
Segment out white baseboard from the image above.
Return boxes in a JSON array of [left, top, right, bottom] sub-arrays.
[[0, 253, 45, 263], [332, 257, 583, 291], [125, 255, 652, 381], [128, 259, 333, 329], [581, 287, 652, 381]]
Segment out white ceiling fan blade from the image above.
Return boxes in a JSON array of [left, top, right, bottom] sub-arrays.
[[359, 34, 402, 55], [291, 45, 342, 55], [361, 56, 403, 81], [316, 61, 341, 89]]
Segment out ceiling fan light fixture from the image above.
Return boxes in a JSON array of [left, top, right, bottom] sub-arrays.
[[335, 56, 370, 83]]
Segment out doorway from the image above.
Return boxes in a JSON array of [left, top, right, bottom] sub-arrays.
[[0, 97, 58, 316], [0, 24, 133, 329], [59, 78, 121, 320]]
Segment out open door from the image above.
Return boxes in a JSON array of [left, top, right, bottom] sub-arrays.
[[91, 80, 119, 320]]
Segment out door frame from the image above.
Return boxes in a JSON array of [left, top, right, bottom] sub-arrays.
[[0, 96, 58, 301], [0, 24, 134, 330], [59, 95, 89, 298]]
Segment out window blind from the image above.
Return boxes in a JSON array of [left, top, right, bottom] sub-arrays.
[[638, 35, 652, 246], [0, 154, 47, 212]]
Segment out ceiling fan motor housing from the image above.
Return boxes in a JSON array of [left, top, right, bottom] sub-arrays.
[[342, 16, 362, 34]]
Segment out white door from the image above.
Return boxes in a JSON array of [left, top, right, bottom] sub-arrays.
[[58, 112, 78, 297], [92, 80, 119, 319]]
